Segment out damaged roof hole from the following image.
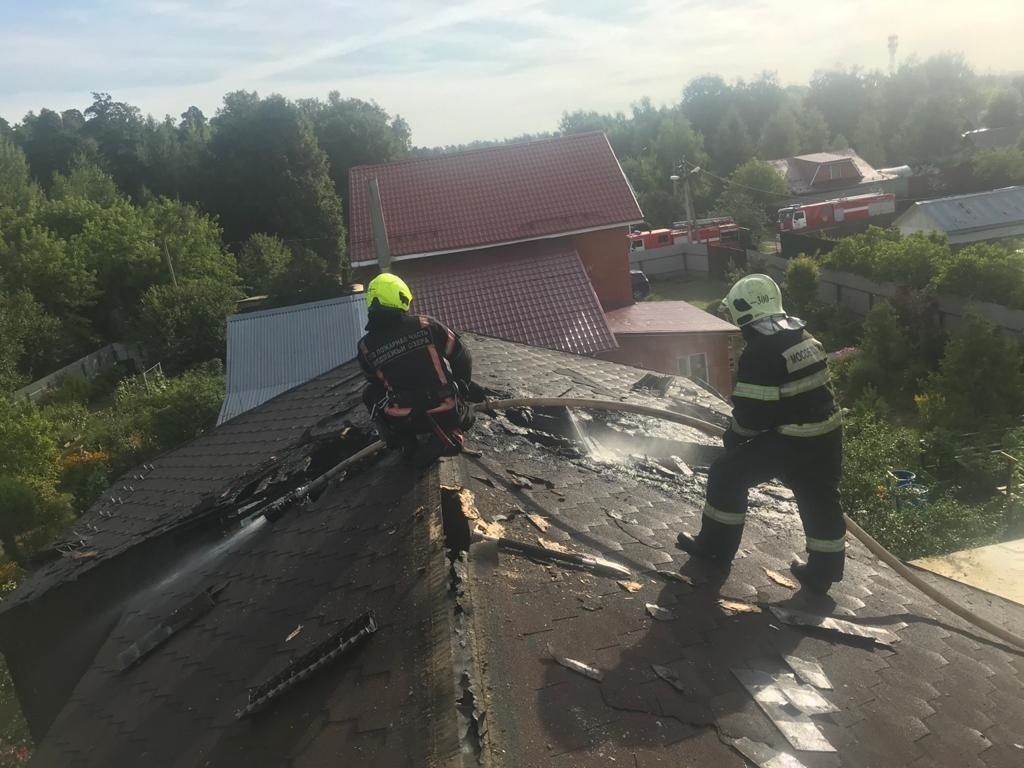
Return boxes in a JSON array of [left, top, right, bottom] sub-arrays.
[[440, 486, 474, 560]]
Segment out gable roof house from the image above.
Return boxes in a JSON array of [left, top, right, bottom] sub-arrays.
[[894, 185, 1024, 246], [4, 333, 1024, 767], [769, 150, 907, 203], [347, 133, 644, 356]]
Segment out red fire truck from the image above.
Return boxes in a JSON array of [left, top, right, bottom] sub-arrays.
[[628, 218, 741, 255], [777, 192, 896, 233]]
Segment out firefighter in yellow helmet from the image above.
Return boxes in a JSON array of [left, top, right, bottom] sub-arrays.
[[357, 273, 480, 463], [676, 274, 845, 593]]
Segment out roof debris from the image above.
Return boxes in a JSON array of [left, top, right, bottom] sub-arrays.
[[783, 655, 832, 690], [285, 625, 303, 642], [764, 568, 799, 590], [548, 645, 604, 682], [732, 669, 836, 753], [618, 580, 643, 593], [117, 582, 229, 672], [536, 537, 570, 554], [656, 570, 695, 586], [645, 603, 677, 621], [769, 606, 898, 648], [732, 736, 808, 768], [526, 514, 550, 533], [651, 664, 686, 692], [236, 611, 378, 719], [718, 599, 762, 615]]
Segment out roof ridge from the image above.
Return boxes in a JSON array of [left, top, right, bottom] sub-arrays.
[[915, 185, 1024, 206], [349, 131, 608, 174]]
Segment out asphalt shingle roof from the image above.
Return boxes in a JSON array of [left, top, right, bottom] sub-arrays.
[[7, 335, 1024, 768], [347, 133, 643, 264]]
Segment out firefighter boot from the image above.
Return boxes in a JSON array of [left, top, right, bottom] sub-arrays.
[[790, 560, 835, 595], [676, 532, 732, 564]]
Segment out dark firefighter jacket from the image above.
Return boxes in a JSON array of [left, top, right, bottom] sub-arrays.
[[729, 322, 840, 439], [357, 310, 472, 405]]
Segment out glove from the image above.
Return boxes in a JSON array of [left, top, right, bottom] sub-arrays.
[[465, 380, 487, 403]]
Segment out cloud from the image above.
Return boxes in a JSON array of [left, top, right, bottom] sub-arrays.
[[0, 0, 1022, 144]]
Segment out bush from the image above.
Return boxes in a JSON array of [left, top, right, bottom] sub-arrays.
[[238, 233, 292, 294], [783, 255, 821, 319]]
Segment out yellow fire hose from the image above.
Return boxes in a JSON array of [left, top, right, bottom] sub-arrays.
[[316, 396, 1024, 651]]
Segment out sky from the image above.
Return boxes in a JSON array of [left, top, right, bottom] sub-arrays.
[[1, 0, 1022, 147]]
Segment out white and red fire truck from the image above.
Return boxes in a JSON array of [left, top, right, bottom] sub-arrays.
[[628, 218, 741, 256], [777, 192, 896, 233]]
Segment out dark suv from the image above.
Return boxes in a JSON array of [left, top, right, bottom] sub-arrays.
[[630, 270, 651, 301]]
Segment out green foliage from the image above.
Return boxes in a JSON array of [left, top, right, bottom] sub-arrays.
[[715, 160, 787, 241], [782, 256, 821, 318], [138, 281, 241, 374], [971, 147, 1024, 188], [823, 227, 946, 289], [204, 92, 346, 277], [919, 313, 1024, 432], [0, 221, 97, 316], [238, 233, 292, 294], [851, 114, 886, 167], [983, 86, 1023, 129], [757, 108, 800, 159], [0, 138, 36, 212], [796, 107, 829, 153], [269, 247, 343, 305], [712, 106, 753, 175], [50, 158, 121, 206], [931, 242, 1024, 307], [0, 290, 61, 391]]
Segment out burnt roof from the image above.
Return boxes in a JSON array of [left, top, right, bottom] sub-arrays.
[[9, 335, 1024, 767]]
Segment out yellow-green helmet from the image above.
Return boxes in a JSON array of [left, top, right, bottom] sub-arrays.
[[366, 273, 413, 312], [721, 274, 784, 326]]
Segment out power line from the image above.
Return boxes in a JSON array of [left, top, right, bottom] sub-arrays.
[[684, 161, 792, 200]]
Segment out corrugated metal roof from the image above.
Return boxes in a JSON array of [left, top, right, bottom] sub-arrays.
[[347, 132, 643, 264], [217, 294, 367, 424], [898, 186, 1024, 235]]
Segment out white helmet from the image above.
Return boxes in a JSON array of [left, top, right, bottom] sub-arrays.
[[721, 274, 785, 327]]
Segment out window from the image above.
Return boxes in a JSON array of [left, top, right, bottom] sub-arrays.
[[678, 352, 709, 385], [630, 239, 643, 251]]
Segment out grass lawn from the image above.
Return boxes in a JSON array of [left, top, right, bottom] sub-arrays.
[[646, 277, 730, 308]]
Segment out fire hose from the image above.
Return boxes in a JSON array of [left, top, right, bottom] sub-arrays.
[[278, 396, 1024, 651]]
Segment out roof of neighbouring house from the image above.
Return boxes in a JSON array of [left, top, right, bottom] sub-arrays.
[[8, 335, 1024, 768], [605, 300, 738, 336], [770, 149, 898, 196], [912, 537, 1024, 605], [401, 238, 617, 356], [895, 185, 1024, 236], [218, 294, 368, 425], [347, 132, 643, 264], [962, 126, 1023, 151]]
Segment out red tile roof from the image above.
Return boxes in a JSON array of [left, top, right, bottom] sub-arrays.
[[401, 240, 617, 356], [348, 132, 643, 264], [605, 301, 737, 335]]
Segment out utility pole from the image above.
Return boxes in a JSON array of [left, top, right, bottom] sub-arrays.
[[887, 34, 899, 76], [674, 161, 700, 243], [162, 241, 178, 287]]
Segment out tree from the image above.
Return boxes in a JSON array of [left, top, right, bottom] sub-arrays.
[[984, 87, 1023, 129], [270, 247, 343, 305], [299, 93, 410, 205], [682, 75, 732, 141], [930, 242, 1024, 308], [796, 107, 829, 153], [238, 233, 292, 293], [144, 198, 240, 288], [783, 256, 821, 318], [50, 158, 121, 206], [0, 138, 36, 212], [0, 222, 97, 317], [14, 108, 97, 187], [807, 68, 877, 142], [852, 115, 886, 167], [138, 281, 242, 373], [757, 108, 800, 159], [204, 92, 347, 277], [920, 313, 1024, 431], [0, 289, 61, 390], [712, 106, 754, 175], [896, 95, 966, 167], [714, 159, 788, 241], [82, 93, 148, 198], [972, 148, 1024, 188]]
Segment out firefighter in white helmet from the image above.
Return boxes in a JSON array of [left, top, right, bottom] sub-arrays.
[[676, 274, 845, 593]]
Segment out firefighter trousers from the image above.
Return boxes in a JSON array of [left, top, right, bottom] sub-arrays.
[[361, 382, 474, 454], [695, 427, 845, 582]]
